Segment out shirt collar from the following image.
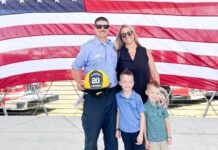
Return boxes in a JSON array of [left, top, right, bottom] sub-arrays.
[[94, 37, 112, 46], [118, 90, 136, 100], [147, 99, 159, 108]]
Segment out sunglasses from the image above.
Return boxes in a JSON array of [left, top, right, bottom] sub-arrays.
[[95, 24, 109, 29], [121, 31, 133, 38]]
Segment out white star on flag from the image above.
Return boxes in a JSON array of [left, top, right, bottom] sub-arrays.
[[37, 0, 42, 3], [1, 0, 7, 4], [19, 0, 25, 3], [55, 0, 59, 3]]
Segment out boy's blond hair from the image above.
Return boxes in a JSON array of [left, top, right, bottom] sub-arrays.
[[146, 81, 167, 108], [147, 80, 160, 89]]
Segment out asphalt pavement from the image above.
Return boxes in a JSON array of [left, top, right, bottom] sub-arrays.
[[0, 117, 218, 150]]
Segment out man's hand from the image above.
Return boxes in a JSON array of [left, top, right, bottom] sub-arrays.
[[115, 130, 121, 139], [77, 81, 84, 91]]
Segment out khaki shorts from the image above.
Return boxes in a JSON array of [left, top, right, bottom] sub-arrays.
[[150, 140, 168, 150]]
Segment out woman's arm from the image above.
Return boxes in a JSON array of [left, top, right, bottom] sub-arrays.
[[71, 69, 84, 91], [147, 50, 160, 84]]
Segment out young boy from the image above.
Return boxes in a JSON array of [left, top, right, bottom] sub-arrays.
[[144, 81, 172, 150], [115, 69, 145, 150]]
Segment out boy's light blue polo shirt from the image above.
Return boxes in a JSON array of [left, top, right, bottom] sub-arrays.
[[116, 90, 145, 133], [72, 37, 118, 87], [144, 100, 169, 142]]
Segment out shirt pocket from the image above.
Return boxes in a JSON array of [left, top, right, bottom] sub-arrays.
[[88, 54, 105, 67]]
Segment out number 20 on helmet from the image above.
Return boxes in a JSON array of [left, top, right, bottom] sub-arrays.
[[84, 70, 110, 90]]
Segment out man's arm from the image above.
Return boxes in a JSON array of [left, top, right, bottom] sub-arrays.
[[116, 109, 120, 130], [115, 109, 121, 138], [71, 69, 84, 91], [71, 44, 88, 91]]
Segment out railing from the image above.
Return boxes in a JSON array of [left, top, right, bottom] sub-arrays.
[[0, 81, 217, 117]]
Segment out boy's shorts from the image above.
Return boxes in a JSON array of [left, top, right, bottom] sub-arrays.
[[150, 140, 168, 150]]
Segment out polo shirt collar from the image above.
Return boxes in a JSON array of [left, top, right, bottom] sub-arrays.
[[119, 90, 136, 100], [147, 99, 159, 108]]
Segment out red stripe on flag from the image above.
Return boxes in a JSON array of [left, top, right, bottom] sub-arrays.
[[1, 70, 217, 91], [0, 70, 74, 89], [152, 50, 218, 69], [85, 0, 218, 16], [134, 26, 218, 43], [1, 24, 218, 43], [1, 47, 217, 69], [160, 74, 218, 91], [0, 24, 94, 41], [0, 46, 80, 66]]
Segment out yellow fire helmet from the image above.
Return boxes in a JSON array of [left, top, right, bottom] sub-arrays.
[[84, 70, 110, 90]]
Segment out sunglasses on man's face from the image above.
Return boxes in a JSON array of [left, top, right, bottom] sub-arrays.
[[95, 24, 109, 29], [121, 31, 133, 38]]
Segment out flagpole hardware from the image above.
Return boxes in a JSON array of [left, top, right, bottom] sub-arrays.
[[0, 90, 9, 116], [32, 83, 53, 116], [203, 91, 217, 117]]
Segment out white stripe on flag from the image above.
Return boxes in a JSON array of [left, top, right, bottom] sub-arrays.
[[0, 58, 74, 79], [138, 38, 218, 57], [0, 35, 217, 57], [0, 13, 218, 29], [156, 62, 218, 81], [0, 35, 92, 53]]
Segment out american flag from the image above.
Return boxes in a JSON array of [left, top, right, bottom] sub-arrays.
[[0, 0, 217, 91]]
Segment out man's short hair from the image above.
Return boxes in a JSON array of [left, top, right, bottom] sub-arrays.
[[94, 17, 109, 24], [119, 68, 134, 80], [147, 80, 160, 89]]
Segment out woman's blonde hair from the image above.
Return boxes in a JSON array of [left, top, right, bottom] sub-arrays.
[[115, 25, 141, 50]]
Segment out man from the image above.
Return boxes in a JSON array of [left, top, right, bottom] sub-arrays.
[[71, 17, 118, 150]]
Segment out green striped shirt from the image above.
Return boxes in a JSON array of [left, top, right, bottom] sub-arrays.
[[144, 100, 169, 142]]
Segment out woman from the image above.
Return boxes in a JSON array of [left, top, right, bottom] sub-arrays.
[[116, 25, 159, 103]]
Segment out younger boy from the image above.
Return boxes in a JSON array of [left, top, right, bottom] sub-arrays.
[[115, 69, 145, 150], [144, 81, 172, 150]]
